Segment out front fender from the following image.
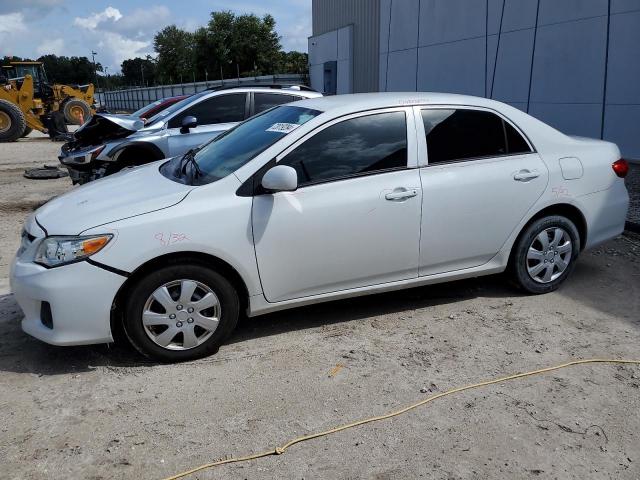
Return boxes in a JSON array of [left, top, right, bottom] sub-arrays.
[[108, 140, 167, 163]]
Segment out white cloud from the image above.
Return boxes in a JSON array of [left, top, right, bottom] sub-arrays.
[[73, 6, 122, 31], [0, 12, 27, 34], [97, 32, 153, 69], [71, 6, 166, 72], [107, 6, 170, 38], [37, 37, 64, 56], [0, 12, 27, 52]]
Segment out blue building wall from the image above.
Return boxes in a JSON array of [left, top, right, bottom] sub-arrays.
[[379, 0, 640, 160]]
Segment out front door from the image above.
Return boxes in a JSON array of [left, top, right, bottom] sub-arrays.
[[252, 109, 422, 302]]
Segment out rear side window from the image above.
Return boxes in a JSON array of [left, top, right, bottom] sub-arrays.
[[254, 93, 301, 114], [505, 121, 531, 154], [421, 109, 531, 164], [168, 93, 246, 128], [279, 111, 407, 186]]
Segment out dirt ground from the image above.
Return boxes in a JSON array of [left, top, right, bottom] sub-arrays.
[[1, 132, 640, 480]]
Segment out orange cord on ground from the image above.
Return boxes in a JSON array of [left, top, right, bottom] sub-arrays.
[[162, 358, 640, 480]]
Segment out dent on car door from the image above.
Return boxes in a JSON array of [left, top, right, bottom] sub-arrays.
[[167, 93, 247, 156], [417, 107, 548, 276], [252, 108, 422, 303]]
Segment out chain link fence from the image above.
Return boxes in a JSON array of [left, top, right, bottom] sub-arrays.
[[95, 74, 308, 112]]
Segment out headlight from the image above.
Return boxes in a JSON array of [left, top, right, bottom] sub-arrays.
[[34, 235, 113, 268]]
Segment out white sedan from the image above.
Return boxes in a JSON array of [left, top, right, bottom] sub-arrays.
[[11, 93, 630, 362]]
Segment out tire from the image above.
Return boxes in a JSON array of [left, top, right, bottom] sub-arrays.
[[21, 126, 33, 137], [510, 215, 580, 294], [0, 99, 26, 142], [62, 99, 91, 125], [123, 263, 240, 362]]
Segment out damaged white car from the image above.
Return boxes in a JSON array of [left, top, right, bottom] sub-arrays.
[[12, 93, 629, 362], [58, 84, 321, 184]]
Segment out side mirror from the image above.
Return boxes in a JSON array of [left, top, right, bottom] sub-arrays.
[[180, 116, 197, 134], [261, 165, 298, 193]]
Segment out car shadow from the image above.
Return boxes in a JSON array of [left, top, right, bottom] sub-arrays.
[[0, 274, 517, 376], [228, 275, 515, 346]]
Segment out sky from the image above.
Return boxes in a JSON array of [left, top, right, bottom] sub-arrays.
[[0, 0, 312, 73]]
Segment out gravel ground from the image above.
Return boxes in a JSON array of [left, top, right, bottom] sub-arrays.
[[625, 163, 640, 226], [1, 132, 639, 480]]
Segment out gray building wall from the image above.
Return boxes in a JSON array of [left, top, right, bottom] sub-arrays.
[[311, 0, 380, 93], [378, 0, 640, 161], [309, 25, 354, 94]]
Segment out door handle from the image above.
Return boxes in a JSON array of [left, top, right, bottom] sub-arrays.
[[513, 169, 540, 182], [385, 188, 418, 201]]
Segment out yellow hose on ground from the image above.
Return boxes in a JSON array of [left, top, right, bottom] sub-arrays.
[[162, 358, 640, 480]]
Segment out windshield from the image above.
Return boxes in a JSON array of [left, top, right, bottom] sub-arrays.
[[145, 91, 207, 126], [163, 105, 321, 185], [160, 106, 322, 185]]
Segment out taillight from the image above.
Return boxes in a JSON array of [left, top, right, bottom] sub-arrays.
[[612, 159, 629, 178]]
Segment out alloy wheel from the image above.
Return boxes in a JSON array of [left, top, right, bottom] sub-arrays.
[[142, 279, 221, 350], [526, 227, 573, 284]]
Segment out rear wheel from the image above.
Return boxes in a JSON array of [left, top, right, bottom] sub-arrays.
[[510, 215, 580, 294], [123, 264, 240, 362], [0, 99, 26, 142], [62, 99, 91, 125]]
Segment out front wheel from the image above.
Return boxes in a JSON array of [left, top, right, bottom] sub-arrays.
[[123, 264, 240, 362], [510, 215, 580, 294]]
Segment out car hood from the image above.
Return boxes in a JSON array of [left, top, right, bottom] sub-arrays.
[[70, 113, 145, 148], [35, 161, 193, 235]]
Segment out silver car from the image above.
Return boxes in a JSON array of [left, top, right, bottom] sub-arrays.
[[58, 84, 322, 184]]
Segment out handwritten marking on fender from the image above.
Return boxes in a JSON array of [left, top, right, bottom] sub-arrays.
[[552, 186, 570, 197], [155, 232, 189, 246]]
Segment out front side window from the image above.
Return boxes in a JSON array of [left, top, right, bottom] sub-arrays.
[[279, 111, 407, 186], [168, 93, 246, 128], [254, 93, 301, 114], [421, 109, 532, 164]]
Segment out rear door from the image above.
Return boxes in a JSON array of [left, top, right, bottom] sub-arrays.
[[166, 93, 248, 156], [417, 107, 548, 276]]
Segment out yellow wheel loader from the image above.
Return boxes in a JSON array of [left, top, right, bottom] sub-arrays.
[[0, 61, 95, 142]]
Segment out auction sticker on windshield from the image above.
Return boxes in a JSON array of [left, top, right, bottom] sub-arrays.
[[266, 123, 300, 133]]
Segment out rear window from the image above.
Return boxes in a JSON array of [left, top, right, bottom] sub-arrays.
[[421, 109, 532, 164]]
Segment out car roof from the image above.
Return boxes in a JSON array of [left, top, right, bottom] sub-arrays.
[[207, 85, 322, 98], [294, 92, 513, 114]]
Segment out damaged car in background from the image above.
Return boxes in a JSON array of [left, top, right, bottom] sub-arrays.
[[58, 84, 322, 184]]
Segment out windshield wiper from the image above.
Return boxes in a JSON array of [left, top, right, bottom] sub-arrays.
[[175, 148, 203, 182]]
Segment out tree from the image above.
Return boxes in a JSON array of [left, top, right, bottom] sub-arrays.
[[278, 51, 309, 75], [2, 55, 100, 85], [227, 13, 282, 76], [39, 55, 100, 85], [155, 11, 288, 83], [121, 56, 157, 87], [154, 25, 195, 83]]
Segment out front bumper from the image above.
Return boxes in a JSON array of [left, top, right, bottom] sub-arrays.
[[10, 257, 127, 346], [59, 143, 106, 184]]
